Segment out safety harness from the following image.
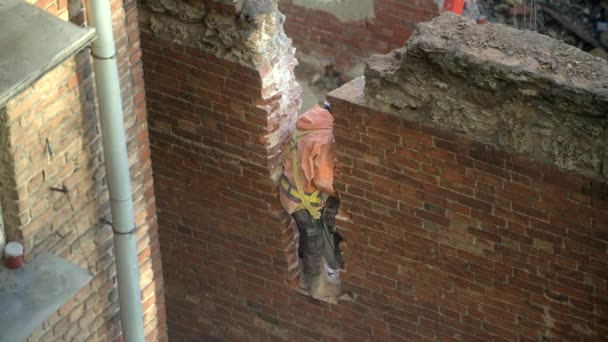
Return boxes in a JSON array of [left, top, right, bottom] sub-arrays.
[[280, 124, 344, 270], [279, 129, 325, 219]]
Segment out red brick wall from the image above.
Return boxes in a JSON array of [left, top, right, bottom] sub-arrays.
[[140, 32, 309, 340], [0, 1, 166, 341], [280, 0, 439, 74], [326, 81, 608, 341], [140, 4, 607, 342], [142, 35, 387, 341]]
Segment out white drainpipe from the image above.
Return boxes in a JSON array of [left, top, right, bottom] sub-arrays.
[[86, 0, 145, 341]]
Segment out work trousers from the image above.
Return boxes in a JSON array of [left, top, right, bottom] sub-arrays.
[[292, 209, 325, 280], [292, 198, 343, 281]]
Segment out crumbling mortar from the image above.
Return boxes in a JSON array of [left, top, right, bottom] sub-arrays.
[[139, 0, 287, 68]]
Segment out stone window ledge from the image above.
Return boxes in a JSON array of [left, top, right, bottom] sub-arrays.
[[0, 0, 95, 108], [0, 252, 93, 342]]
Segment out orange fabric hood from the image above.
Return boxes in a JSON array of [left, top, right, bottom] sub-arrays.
[[296, 105, 334, 130]]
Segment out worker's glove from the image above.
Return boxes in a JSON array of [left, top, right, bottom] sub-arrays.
[[322, 196, 340, 232]]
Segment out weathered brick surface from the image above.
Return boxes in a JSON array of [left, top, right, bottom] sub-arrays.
[[140, 27, 311, 340], [0, 0, 166, 341], [327, 78, 608, 341], [280, 0, 438, 76], [140, 2, 604, 341], [135, 3, 605, 342]]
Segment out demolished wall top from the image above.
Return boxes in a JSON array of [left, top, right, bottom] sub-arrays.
[[139, 0, 287, 67], [365, 13, 608, 180]]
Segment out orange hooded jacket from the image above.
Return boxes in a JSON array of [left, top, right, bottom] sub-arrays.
[[280, 106, 336, 215]]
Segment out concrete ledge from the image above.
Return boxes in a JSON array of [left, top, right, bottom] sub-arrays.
[[0, 0, 95, 108], [363, 13, 608, 180], [0, 252, 93, 342]]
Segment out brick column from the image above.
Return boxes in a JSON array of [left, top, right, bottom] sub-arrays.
[[139, 0, 302, 339]]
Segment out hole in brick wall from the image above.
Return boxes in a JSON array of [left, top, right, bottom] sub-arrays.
[[279, 104, 354, 304], [288, 214, 354, 303]]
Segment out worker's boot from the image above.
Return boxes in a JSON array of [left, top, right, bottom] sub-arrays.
[[293, 209, 342, 300], [297, 259, 309, 291], [310, 259, 341, 300]]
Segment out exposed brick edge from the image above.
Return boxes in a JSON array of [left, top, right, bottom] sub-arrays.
[[123, 0, 168, 340], [140, 25, 301, 338]]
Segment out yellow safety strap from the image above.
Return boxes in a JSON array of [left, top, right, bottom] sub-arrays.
[[279, 177, 323, 206], [289, 130, 322, 219]]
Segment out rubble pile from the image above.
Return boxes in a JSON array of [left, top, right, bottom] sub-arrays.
[[475, 0, 608, 58]]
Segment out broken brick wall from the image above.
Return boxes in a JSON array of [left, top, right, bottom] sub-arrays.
[[279, 0, 439, 79], [326, 13, 608, 341], [0, 1, 166, 341], [138, 0, 309, 339], [139, 0, 608, 340]]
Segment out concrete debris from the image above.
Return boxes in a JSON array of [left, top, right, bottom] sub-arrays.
[[477, 0, 608, 58], [138, 0, 288, 67], [542, 5, 603, 49], [364, 13, 608, 180]]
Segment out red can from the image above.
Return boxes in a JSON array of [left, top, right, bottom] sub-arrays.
[[5, 242, 24, 269]]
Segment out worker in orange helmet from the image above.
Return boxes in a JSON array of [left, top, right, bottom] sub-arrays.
[[279, 103, 344, 300]]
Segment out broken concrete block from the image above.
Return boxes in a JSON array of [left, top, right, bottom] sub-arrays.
[[364, 13, 608, 180]]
